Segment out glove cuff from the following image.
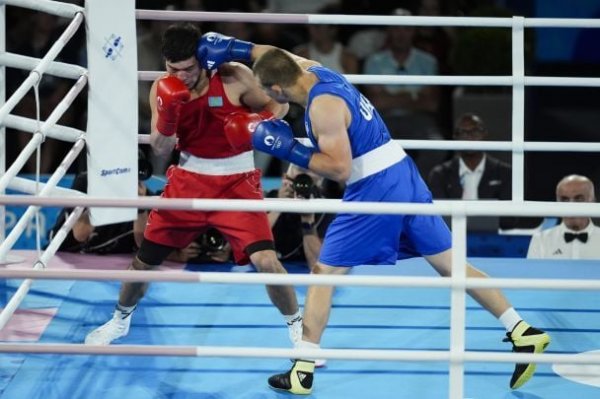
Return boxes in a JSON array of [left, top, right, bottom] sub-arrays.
[[156, 119, 177, 137], [230, 39, 254, 62], [289, 142, 314, 169]]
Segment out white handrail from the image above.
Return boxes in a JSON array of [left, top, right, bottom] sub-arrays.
[[0, 12, 84, 125], [1, 197, 599, 218], [1, 0, 83, 18], [3, 114, 84, 142], [0, 52, 86, 80]]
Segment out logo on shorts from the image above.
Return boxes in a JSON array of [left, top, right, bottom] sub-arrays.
[[103, 33, 124, 61]]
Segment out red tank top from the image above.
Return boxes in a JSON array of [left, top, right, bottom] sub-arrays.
[[177, 71, 250, 158]]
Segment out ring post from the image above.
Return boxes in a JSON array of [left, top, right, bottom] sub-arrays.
[[84, 0, 138, 226]]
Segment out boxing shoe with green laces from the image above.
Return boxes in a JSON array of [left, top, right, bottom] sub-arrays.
[[503, 320, 551, 389], [268, 359, 315, 394]]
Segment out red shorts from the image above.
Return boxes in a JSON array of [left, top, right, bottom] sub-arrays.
[[144, 166, 273, 265]]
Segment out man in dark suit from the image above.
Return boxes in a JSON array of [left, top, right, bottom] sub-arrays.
[[428, 112, 511, 201]]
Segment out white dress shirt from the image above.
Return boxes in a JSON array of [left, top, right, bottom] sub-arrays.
[[459, 156, 486, 200], [527, 221, 600, 259]]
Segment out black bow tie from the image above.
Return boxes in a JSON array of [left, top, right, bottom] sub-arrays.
[[564, 232, 588, 243]]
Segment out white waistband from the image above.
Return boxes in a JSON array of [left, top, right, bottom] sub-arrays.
[[178, 151, 255, 175], [347, 140, 407, 185]]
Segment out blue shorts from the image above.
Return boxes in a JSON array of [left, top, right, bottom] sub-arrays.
[[319, 157, 452, 267]]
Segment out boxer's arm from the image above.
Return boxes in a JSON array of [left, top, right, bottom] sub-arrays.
[[232, 63, 289, 118], [149, 78, 177, 158], [304, 95, 353, 182]]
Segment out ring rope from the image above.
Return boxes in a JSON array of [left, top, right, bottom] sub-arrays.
[[0, 74, 87, 193], [1, 4, 598, 396], [0, 12, 84, 125], [0, 343, 598, 366], [1, 267, 600, 291], [138, 70, 600, 87], [135, 9, 600, 28], [1, 0, 83, 18], [2, 196, 599, 218], [0, 206, 85, 329], [0, 138, 85, 260], [0, 52, 87, 80], [4, 114, 85, 142]]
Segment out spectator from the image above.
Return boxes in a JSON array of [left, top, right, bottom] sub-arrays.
[[527, 175, 600, 259], [47, 151, 214, 262], [428, 113, 511, 201], [293, 5, 359, 75], [363, 7, 444, 178], [267, 165, 341, 271]]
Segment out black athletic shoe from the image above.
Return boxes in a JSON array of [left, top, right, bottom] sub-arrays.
[[268, 359, 315, 395], [503, 320, 551, 389]]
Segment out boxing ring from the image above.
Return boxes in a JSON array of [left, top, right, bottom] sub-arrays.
[[1, 1, 600, 398]]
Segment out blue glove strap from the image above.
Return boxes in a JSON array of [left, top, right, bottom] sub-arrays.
[[230, 40, 254, 62], [288, 142, 314, 169]]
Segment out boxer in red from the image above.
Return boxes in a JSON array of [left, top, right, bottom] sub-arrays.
[[85, 23, 302, 346]]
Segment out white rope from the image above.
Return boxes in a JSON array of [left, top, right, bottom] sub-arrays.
[[0, 206, 85, 330], [3, 114, 85, 142], [138, 70, 600, 88], [398, 139, 600, 152], [0, 52, 87, 80], [1, 0, 83, 18], [1, 197, 599, 218], [0, 268, 599, 291], [0, 343, 598, 365], [7, 176, 85, 197], [135, 10, 600, 29], [0, 12, 84, 125], [0, 138, 85, 260], [0, 74, 87, 192]]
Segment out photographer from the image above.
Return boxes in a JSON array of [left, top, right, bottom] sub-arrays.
[[267, 165, 342, 270], [48, 150, 230, 263]]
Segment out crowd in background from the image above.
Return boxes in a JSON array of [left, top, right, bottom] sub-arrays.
[[4, 0, 600, 256]]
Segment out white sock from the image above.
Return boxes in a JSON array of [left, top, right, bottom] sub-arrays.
[[499, 307, 522, 332], [297, 340, 319, 350], [284, 309, 302, 325], [115, 303, 136, 319]]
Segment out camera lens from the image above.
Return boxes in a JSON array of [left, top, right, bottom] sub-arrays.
[[204, 228, 225, 251], [292, 174, 314, 199]]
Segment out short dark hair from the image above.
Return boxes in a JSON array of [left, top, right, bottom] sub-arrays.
[[161, 23, 201, 63], [253, 48, 302, 88]]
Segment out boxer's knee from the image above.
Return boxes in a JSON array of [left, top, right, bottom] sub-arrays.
[[250, 249, 285, 274]]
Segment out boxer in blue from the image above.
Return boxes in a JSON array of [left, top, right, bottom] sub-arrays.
[[197, 33, 550, 394]]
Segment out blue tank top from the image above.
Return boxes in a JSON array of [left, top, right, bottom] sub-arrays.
[[304, 66, 392, 158]]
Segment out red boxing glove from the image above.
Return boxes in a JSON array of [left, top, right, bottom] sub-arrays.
[[223, 110, 274, 150], [155, 76, 191, 136]]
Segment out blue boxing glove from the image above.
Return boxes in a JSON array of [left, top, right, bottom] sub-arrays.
[[252, 120, 314, 169], [196, 32, 254, 70]]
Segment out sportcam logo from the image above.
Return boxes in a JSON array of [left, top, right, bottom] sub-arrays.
[[103, 33, 124, 61], [100, 167, 131, 177]]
